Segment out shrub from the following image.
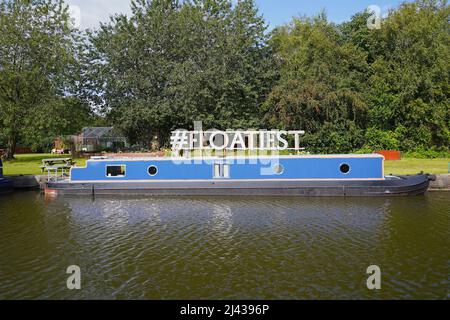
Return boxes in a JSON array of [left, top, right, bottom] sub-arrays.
[[363, 128, 399, 150]]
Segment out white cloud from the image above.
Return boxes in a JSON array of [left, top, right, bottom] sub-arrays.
[[65, 0, 132, 29]]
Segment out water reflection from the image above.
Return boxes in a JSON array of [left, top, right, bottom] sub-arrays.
[[211, 202, 233, 240], [0, 192, 448, 299]]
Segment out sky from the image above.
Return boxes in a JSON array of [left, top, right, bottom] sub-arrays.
[[66, 0, 412, 30]]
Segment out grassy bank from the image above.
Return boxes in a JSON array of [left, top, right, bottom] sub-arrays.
[[384, 158, 449, 175], [3, 154, 87, 176], [2, 153, 449, 176]]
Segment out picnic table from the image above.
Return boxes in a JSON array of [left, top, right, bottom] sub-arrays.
[[41, 158, 75, 180]]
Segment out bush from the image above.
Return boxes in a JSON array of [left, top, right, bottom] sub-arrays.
[[300, 122, 364, 154], [402, 148, 450, 159], [353, 146, 375, 154], [363, 128, 399, 150]]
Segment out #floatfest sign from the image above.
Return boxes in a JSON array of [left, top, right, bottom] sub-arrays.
[[170, 122, 305, 151]]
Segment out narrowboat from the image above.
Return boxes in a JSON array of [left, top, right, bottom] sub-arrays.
[[0, 159, 14, 194], [45, 154, 434, 196]]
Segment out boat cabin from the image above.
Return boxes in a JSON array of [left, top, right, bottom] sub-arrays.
[[70, 154, 385, 182]]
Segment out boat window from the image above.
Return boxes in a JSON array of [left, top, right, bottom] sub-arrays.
[[273, 164, 284, 175], [223, 164, 230, 178], [340, 163, 350, 174], [213, 164, 230, 178], [214, 164, 221, 178], [148, 165, 158, 176], [106, 165, 126, 177]]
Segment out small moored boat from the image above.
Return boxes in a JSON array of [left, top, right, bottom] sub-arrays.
[[0, 159, 13, 194], [45, 154, 434, 196]]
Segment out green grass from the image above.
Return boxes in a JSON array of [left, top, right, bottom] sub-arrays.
[[3, 153, 86, 176], [384, 158, 449, 175], [2, 153, 449, 176]]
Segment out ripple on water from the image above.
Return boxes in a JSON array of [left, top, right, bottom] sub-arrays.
[[0, 192, 448, 299]]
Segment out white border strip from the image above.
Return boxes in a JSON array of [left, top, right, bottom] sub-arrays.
[[67, 178, 386, 183], [86, 154, 384, 162]]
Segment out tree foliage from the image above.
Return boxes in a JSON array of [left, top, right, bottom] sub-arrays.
[[1, 0, 448, 155], [88, 0, 275, 147], [0, 0, 91, 158], [263, 13, 369, 153], [265, 0, 449, 153], [366, 0, 449, 151]]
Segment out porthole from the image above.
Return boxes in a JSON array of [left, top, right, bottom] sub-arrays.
[[148, 165, 158, 176], [273, 164, 284, 175], [340, 163, 350, 174]]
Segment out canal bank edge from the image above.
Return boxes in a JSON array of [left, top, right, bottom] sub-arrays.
[[7, 174, 450, 191], [428, 174, 450, 191]]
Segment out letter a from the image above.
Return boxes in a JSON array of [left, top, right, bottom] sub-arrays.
[[367, 5, 381, 30], [66, 265, 81, 290], [366, 265, 381, 290]]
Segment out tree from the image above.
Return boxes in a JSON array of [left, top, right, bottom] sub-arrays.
[[87, 0, 275, 148], [0, 0, 88, 158], [266, 1, 449, 154], [263, 13, 369, 153], [339, 11, 378, 64], [365, 0, 449, 151]]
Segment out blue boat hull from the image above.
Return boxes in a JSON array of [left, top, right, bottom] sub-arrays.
[[46, 174, 432, 197]]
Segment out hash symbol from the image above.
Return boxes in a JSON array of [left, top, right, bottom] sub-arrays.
[[170, 130, 190, 150]]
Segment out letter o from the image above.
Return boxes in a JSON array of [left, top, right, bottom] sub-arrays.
[[209, 131, 229, 150]]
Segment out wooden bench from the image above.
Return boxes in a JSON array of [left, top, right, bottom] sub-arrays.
[[41, 158, 75, 171], [41, 158, 75, 180]]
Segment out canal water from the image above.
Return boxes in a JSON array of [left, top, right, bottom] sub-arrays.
[[0, 191, 448, 299]]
